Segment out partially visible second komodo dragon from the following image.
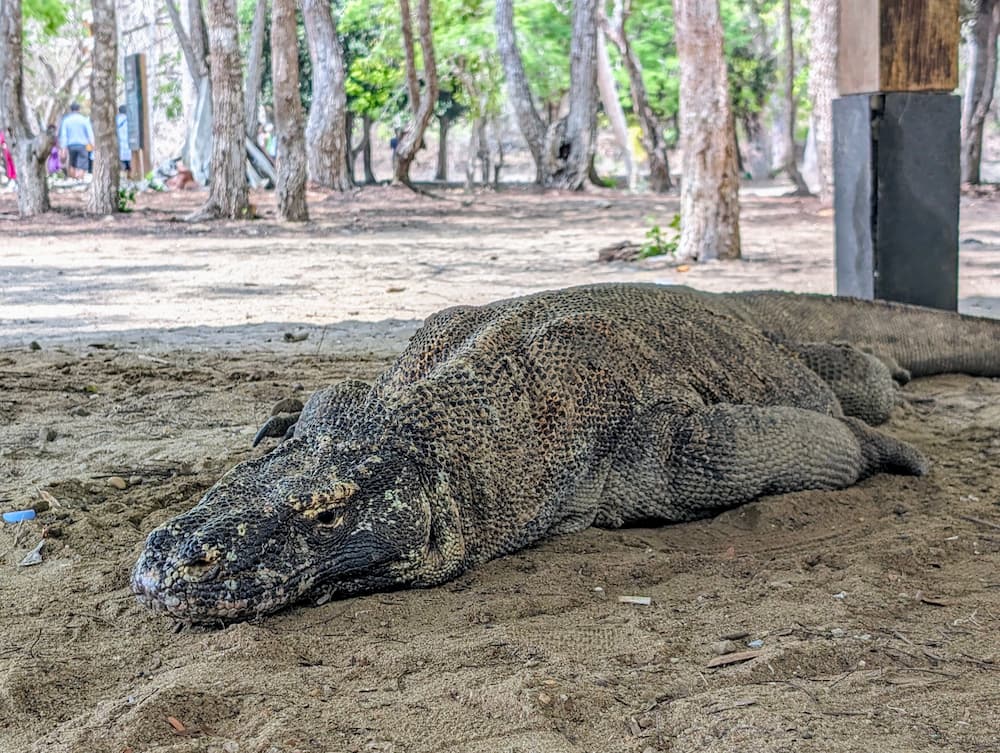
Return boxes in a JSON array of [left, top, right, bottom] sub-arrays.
[[131, 284, 1000, 623]]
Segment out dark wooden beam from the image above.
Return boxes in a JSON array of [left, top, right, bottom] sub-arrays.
[[839, 0, 959, 94]]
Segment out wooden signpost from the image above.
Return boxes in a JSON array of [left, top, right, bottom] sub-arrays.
[[833, 0, 960, 311], [124, 53, 153, 180]]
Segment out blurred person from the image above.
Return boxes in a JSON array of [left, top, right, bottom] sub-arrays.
[[116, 105, 131, 174], [58, 102, 94, 180]]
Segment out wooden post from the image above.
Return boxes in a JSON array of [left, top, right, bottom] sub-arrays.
[[833, 0, 960, 311]]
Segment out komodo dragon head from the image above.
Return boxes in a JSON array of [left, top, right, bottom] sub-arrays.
[[131, 434, 437, 623]]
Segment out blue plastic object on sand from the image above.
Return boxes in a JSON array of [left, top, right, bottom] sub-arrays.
[[3, 509, 36, 523]]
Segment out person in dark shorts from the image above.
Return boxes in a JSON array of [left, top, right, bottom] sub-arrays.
[[58, 103, 94, 180]]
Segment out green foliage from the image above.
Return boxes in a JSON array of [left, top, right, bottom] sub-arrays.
[[638, 214, 680, 259], [23, 0, 68, 35], [117, 185, 137, 213], [624, 0, 679, 125], [514, 0, 571, 113], [155, 52, 184, 120]]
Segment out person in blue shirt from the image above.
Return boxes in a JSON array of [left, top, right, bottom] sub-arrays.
[[58, 103, 94, 180], [116, 105, 131, 174]]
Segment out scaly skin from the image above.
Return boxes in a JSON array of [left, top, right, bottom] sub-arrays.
[[131, 284, 999, 623]]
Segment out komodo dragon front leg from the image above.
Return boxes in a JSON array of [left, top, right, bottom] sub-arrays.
[[779, 342, 903, 425], [596, 402, 928, 528]]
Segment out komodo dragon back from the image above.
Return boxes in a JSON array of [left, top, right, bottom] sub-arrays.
[[131, 284, 1000, 623]]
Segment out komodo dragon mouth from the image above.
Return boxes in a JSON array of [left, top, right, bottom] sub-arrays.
[[131, 283, 999, 625]]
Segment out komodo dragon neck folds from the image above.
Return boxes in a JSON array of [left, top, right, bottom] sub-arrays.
[[132, 284, 1000, 623]]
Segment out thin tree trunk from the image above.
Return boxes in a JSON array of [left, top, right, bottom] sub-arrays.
[[244, 0, 268, 139], [495, 0, 546, 183], [271, 0, 308, 220], [596, 27, 635, 191], [303, 0, 352, 190], [166, 0, 211, 183], [602, 0, 672, 192], [740, 111, 771, 180], [0, 0, 54, 216], [193, 0, 250, 220], [435, 115, 449, 181], [807, 0, 836, 203], [165, 0, 209, 82], [88, 0, 119, 215], [464, 120, 479, 188], [780, 0, 810, 195], [362, 113, 375, 184], [393, 0, 438, 185], [961, 0, 999, 184], [547, 0, 599, 189], [674, 0, 741, 261]]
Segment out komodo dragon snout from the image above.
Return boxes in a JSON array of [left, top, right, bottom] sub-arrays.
[[131, 436, 435, 622]]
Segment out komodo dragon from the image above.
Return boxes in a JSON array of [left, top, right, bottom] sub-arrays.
[[131, 284, 1000, 623]]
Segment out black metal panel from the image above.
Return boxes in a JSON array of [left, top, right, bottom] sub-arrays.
[[833, 93, 960, 311], [875, 93, 959, 311]]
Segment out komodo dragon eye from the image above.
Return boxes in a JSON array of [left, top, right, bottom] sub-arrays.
[[288, 481, 359, 525]]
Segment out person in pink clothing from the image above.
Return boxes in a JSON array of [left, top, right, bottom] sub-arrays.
[[0, 131, 15, 182]]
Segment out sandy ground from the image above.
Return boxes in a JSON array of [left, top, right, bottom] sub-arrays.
[[1, 186, 999, 753]]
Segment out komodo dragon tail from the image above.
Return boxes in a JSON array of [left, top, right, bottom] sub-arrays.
[[718, 291, 1000, 378]]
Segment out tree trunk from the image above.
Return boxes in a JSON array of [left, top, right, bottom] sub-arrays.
[[602, 0, 672, 192], [780, 0, 810, 195], [0, 0, 54, 216], [596, 26, 635, 191], [807, 0, 836, 203], [740, 110, 771, 180], [362, 114, 375, 184], [165, 0, 209, 82], [495, 0, 546, 183], [546, 0, 599, 189], [244, 0, 268, 139], [271, 0, 308, 220], [435, 115, 449, 181], [193, 0, 250, 220], [961, 0, 999, 184], [303, 0, 352, 190], [166, 0, 211, 183], [87, 0, 119, 215], [393, 0, 438, 185], [674, 0, 741, 261]]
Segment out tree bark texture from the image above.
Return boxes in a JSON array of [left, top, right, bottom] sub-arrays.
[[780, 0, 810, 195], [674, 0, 741, 261], [303, 0, 352, 190], [87, 0, 119, 215], [166, 0, 211, 183], [436, 115, 449, 181], [596, 27, 635, 190], [807, 0, 836, 203], [244, 0, 268, 139], [361, 114, 376, 183], [393, 0, 438, 185], [0, 0, 53, 216], [603, 0, 671, 191], [495, 0, 546, 182], [197, 0, 250, 219], [961, 0, 999, 184], [165, 0, 209, 82], [271, 0, 308, 219], [546, 0, 599, 189]]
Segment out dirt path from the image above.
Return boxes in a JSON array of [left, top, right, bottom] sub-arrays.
[[1, 188, 999, 753]]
